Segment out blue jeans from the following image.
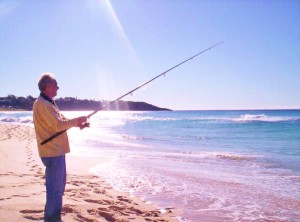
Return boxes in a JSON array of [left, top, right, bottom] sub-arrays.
[[41, 155, 66, 222]]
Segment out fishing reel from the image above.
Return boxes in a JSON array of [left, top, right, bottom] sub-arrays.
[[80, 122, 90, 130]]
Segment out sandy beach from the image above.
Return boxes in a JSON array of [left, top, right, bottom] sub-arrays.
[[0, 123, 178, 222]]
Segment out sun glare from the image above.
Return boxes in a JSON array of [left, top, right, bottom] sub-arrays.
[[91, 0, 146, 109], [102, 0, 139, 64]]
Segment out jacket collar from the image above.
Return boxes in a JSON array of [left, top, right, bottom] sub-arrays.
[[40, 92, 56, 107]]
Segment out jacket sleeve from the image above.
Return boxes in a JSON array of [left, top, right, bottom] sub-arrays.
[[39, 101, 78, 132]]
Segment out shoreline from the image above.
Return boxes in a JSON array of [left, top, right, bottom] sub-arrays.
[[0, 123, 179, 222]]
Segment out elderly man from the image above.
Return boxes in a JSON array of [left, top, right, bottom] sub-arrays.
[[33, 73, 87, 222]]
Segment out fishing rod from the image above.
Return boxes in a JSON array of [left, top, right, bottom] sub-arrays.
[[41, 41, 223, 145]]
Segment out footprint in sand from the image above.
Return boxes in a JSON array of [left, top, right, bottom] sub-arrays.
[[75, 214, 97, 222], [87, 209, 116, 222], [62, 205, 75, 214], [93, 188, 106, 194], [62, 205, 97, 222], [84, 199, 110, 205], [117, 195, 132, 203], [20, 209, 44, 221]]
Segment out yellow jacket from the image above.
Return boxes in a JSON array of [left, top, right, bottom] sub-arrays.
[[33, 96, 78, 157]]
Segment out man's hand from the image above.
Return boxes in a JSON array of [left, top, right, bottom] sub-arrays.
[[77, 116, 88, 127]]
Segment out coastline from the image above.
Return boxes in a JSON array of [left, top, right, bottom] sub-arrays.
[[0, 123, 178, 222]]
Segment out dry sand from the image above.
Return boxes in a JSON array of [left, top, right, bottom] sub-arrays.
[[0, 123, 179, 222]]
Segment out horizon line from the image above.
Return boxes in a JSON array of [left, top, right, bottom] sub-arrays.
[[1, 94, 299, 111]]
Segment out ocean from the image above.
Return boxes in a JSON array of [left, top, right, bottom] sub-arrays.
[[1, 110, 300, 221]]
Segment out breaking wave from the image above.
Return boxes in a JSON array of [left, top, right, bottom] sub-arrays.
[[0, 114, 33, 124], [125, 114, 300, 124], [233, 114, 300, 123]]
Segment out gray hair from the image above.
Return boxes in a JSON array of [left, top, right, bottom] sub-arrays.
[[38, 73, 56, 92]]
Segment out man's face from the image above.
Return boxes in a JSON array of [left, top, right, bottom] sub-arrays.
[[45, 80, 59, 98]]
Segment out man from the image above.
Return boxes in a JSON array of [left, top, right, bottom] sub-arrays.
[[33, 73, 87, 222]]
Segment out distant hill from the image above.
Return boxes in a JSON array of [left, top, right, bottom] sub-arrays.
[[0, 95, 170, 111]]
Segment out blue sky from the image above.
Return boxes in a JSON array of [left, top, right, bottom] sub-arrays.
[[0, 0, 299, 110]]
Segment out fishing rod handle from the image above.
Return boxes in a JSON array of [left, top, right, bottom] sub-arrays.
[[80, 122, 90, 130]]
